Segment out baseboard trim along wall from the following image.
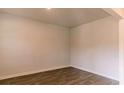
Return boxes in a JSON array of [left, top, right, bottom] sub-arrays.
[[0, 65, 70, 80], [0, 65, 119, 81], [71, 65, 119, 81]]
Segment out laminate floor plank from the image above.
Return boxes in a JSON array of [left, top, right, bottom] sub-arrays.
[[0, 67, 119, 85]]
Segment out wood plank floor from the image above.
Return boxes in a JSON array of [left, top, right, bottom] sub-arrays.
[[0, 67, 119, 85]]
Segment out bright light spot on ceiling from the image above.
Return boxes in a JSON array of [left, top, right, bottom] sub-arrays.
[[47, 8, 51, 10]]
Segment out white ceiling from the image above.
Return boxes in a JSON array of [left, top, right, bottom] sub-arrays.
[[0, 8, 110, 27]]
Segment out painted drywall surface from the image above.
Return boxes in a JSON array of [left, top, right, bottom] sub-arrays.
[[112, 8, 124, 19], [103, 8, 124, 19], [70, 16, 119, 80], [119, 19, 124, 84], [0, 14, 70, 79]]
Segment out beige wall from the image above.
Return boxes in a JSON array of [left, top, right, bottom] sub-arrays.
[[112, 8, 124, 18], [0, 14, 70, 79], [70, 16, 119, 80], [0, 13, 119, 80], [119, 19, 124, 84]]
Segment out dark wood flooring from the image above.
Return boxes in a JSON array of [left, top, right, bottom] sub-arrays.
[[0, 67, 119, 85]]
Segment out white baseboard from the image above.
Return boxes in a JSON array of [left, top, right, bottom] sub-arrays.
[[71, 65, 119, 81], [0, 65, 119, 82], [0, 65, 70, 80]]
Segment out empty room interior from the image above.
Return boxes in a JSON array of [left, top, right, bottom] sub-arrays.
[[0, 8, 122, 85]]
